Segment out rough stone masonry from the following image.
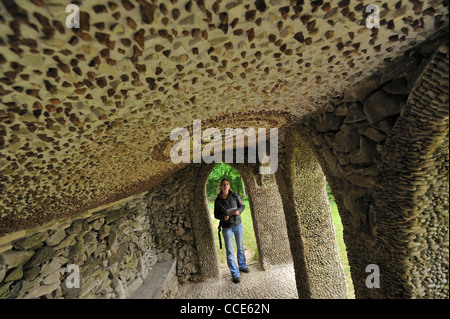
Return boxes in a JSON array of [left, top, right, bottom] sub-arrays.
[[0, 0, 448, 235], [0, 0, 448, 299], [0, 166, 199, 298]]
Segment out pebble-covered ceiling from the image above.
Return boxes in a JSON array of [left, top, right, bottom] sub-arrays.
[[0, 0, 448, 235]]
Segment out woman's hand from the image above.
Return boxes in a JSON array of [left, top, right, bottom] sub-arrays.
[[233, 211, 240, 216], [224, 216, 230, 221]]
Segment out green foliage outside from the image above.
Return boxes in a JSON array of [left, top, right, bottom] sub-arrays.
[[329, 194, 355, 299], [206, 163, 246, 201], [207, 163, 354, 298]]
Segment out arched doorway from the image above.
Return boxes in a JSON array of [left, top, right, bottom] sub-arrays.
[[326, 179, 355, 298], [275, 129, 349, 299], [189, 158, 293, 281], [206, 163, 259, 272]]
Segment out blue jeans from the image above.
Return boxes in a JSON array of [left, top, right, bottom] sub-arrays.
[[222, 223, 247, 279]]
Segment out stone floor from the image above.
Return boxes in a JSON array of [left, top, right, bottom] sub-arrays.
[[174, 262, 298, 299]]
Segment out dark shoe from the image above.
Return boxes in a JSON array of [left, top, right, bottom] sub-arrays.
[[232, 277, 240, 283], [239, 268, 250, 273]]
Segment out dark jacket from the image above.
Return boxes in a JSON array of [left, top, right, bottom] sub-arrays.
[[214, 190, 245, 229]]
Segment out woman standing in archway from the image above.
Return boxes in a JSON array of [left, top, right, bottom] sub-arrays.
[[214, 178, 250, 283]]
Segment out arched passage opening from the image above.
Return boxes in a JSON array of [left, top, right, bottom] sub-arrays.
[[189, 157, 293, 282], [325, 179, 355, 298], [275, 128, 350, 299], [206, 163, 259, 271]]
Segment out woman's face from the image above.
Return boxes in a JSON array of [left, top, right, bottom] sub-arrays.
[[221, 180, 230, 194]]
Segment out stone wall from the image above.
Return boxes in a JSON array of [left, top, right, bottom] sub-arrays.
[[0, 156, 294, 299], [1, 31, 447, 299], [147, 167, 202, 283], [0, 165, 200, 299], [293, 33, 448, 298]]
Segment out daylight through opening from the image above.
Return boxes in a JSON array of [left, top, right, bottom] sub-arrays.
[[325, 180, 355, 299], [206, 163, 259, 271]]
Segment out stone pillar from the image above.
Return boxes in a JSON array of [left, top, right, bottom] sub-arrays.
[[372, 41, 449, 298], [232, 163, 292, 269], [189, 164, 220, 280], [275, 130, 348, 299], [295, 35, 449, 298]]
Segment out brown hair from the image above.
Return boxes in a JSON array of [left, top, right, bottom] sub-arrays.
[[218, 178, 233, 194]]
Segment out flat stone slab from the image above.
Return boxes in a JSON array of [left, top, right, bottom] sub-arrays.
[[130, 259, 178, 299]]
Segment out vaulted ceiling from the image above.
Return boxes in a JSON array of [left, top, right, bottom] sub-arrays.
[[0, 0, 448, 235]]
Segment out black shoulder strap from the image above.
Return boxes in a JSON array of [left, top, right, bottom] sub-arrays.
[[218, 224, 223, 249]]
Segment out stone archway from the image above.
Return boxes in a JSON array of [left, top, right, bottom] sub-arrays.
[[229, 162, 292, 270], [188, 157, 293, 281], [275, 130, 349, 299], [284, 37, 449, 299]]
